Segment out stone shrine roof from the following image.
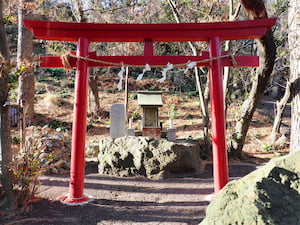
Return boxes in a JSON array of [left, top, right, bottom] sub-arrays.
[[137, 91, 163, 107]]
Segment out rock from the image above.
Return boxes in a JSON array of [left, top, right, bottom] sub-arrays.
[[98, 136, 203, 179], [26, 128, 71, 174], [58, 168, 66, 173], [86, 143, 100, 157], [63, 161, 71, 170], [38, 152, 49, 160], [274, 134, 287, 147], [200, 151, 300, 225], [53, 159, 66, 169], [50, 167, 59, 174]]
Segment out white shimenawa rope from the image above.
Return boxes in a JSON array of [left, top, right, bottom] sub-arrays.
[[62, 52, 237, 69], [184, 61, 198, 74], [61, 53, 238, 89]]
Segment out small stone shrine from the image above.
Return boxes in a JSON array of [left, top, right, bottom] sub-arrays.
[[137, 91, 163, 138]]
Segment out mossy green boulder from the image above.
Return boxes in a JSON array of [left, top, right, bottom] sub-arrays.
[[200, 151, 300, 225]]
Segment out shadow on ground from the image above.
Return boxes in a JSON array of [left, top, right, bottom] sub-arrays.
[[0, 163, 258, 225]]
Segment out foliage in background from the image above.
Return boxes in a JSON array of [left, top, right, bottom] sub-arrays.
[[169, 104, 178, 120]]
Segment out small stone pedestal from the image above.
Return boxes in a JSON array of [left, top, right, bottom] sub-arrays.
[[127, 128, 135, 136], [167, 128, 176, 142], [142, 127, 161, 138]]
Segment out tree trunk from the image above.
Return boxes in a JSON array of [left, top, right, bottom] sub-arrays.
[[223, 1, 241, 117], [289, 0, 300, 152], [0, 70, 15, 211], [0, 0, 15, 211], [229, 0, 276, 158], [88, 69, 101, 118], [71, 0, 101, 119], [167, 0, 210, 145], [71, 0, 87, 22], [270, 80, 291, 143], [17, 0, 35, 126]]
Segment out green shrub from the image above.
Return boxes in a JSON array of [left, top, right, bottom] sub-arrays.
[[12, 150, 44, 208]]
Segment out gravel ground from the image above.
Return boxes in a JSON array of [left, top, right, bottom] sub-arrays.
[[1, 161, 258, 225]]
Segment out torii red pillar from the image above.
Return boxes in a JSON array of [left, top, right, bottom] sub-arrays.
[[66, 37, 91, 203], [24, 18, 276, 205], [209, 37, 228, 192]]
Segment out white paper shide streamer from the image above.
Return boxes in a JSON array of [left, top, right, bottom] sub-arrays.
[[117, 63, 125, 90], [184, 61, 197, 74], [116, 61, 197, 87], [157, 63, 173, 82], [136, 64, 151, 81]]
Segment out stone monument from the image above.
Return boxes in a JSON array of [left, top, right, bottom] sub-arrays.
[[110, 104, 125, 138]]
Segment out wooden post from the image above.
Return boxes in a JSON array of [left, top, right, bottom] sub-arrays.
[[59, 37, 93, 205], [209, 37, 229, 193], [124, 67, 129, 128]]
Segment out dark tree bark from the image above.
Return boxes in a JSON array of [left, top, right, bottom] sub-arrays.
[[88, 69, 101, 118], [0, 0, 16, 211], [229, 0, 276, 158], [240, 0, 267, 19]]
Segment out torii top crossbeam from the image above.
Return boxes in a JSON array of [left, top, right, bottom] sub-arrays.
[[24, 18, 276, 205], [24, 18, 275, 42], [24, 18, 276, 69]]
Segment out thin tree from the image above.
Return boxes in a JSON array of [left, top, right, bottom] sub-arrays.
[[289, 0, 300, 152], [17, 0, 35, 150], [223, 0, 241, 116], [71, 0, 102, 118], [270, 80, 291, 143], [0, 0, 16, 210], [229, 0, 276, 158], [167, 0, 210, 146]]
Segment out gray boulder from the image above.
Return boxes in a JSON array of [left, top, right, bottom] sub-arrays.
[[200, 151, 300, 225], [97, 136, 203, 179]]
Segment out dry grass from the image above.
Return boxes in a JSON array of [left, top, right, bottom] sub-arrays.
[[10, 77, 289, 163]]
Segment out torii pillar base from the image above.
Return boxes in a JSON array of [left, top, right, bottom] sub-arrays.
[[58, 194, 94, 206]]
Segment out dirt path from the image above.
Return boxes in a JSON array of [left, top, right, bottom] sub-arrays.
[[1, 162, 259, 225], [2, 94, 290, 225]]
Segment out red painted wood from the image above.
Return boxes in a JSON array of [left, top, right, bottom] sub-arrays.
[[144, 40, 154, 56], [23, 18, 276, 42], [142, 127, 161, 138], [23, 18, 276, 199], [40, 52, 259, 68], [68, 37, 90, 201], [209, 37, 229, 193]]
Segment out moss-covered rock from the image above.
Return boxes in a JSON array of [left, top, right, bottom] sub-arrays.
[[97, 136, 203, 179], [200, 151, 300, 225]]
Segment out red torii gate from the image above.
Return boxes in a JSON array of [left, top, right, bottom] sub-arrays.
[[24, 18, 276, 205]]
